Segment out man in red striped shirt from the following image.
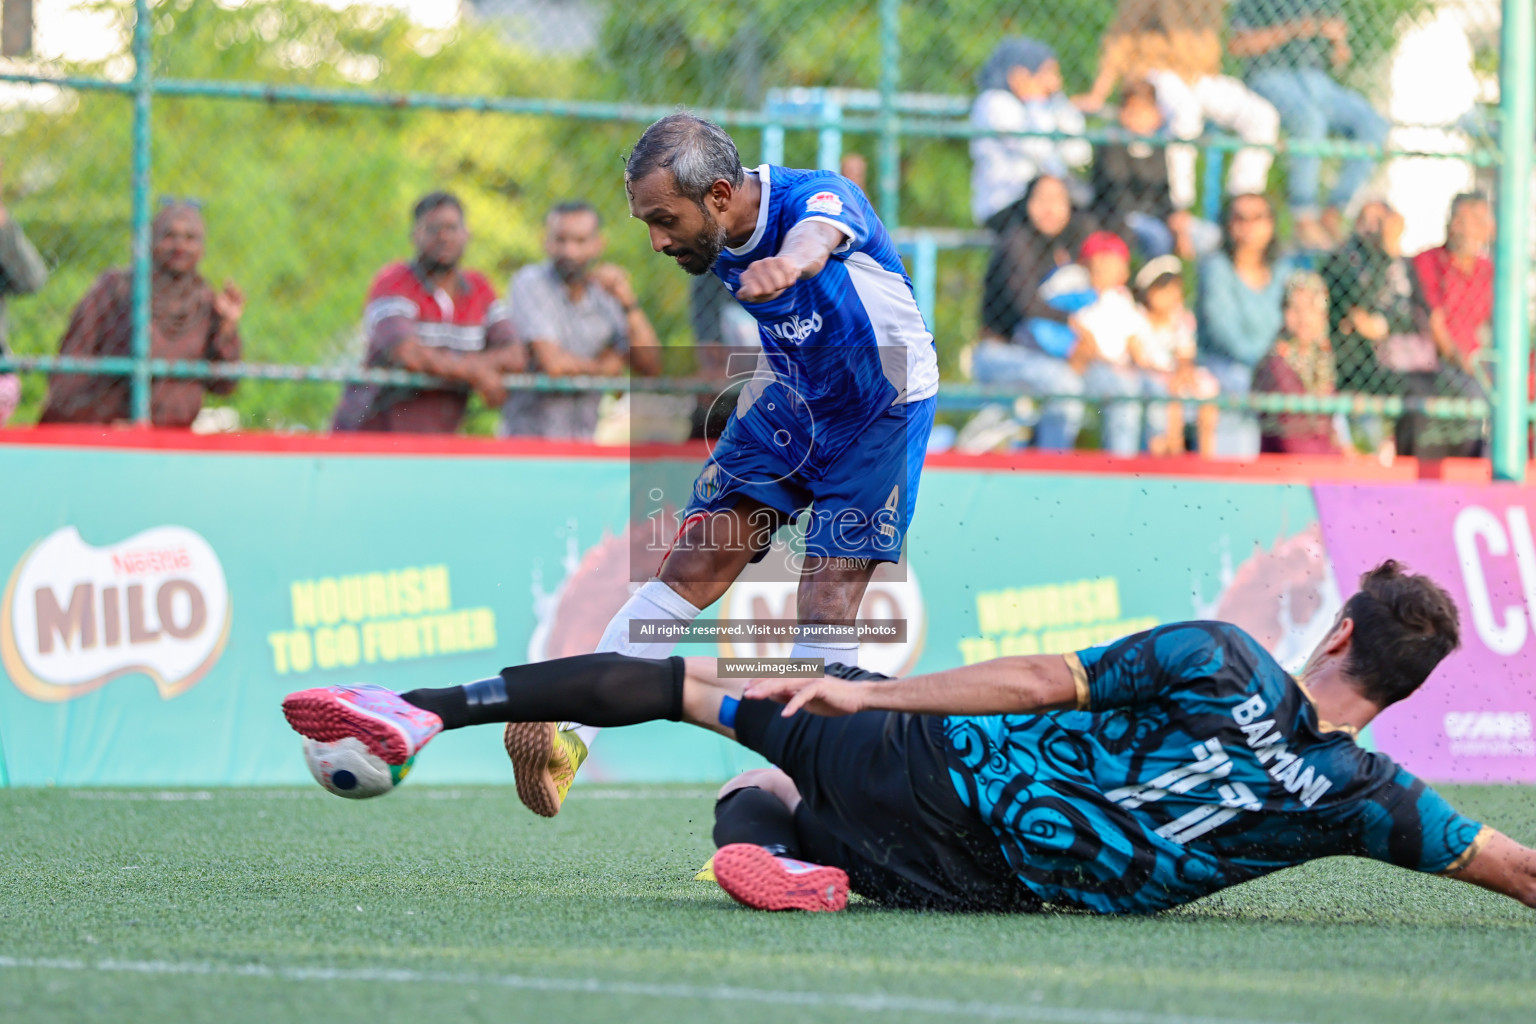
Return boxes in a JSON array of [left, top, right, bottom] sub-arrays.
[[334, 192, 526, 434]]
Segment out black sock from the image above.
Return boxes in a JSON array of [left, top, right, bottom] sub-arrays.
[[402, 653, 684, 731], [713, 787, 799, 857]]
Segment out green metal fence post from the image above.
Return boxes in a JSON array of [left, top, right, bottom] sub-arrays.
[[1492, 0, 1534, 482], [876, 0, 900, 227], [129, 0, 153, 424]]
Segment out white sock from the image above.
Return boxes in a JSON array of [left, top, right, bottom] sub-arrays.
[[789, 639, 859, 672], [566, 581, 704, 749]]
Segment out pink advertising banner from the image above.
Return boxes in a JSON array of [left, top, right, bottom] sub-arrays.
[[1314, 483, 1536, 782]]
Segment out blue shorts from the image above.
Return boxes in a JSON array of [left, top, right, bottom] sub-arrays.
[[683, 396, 935, 563]]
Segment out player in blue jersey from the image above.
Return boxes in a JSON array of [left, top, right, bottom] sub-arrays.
[[287, 559, 1536, 914], [499, 113, 940, 817]]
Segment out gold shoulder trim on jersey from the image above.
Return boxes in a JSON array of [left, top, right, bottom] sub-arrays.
[[1064, 652, 1090, 711], [1440, 824, 1494, 875]]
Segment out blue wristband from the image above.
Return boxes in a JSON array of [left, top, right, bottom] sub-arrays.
[[718, 694, 740, 730]]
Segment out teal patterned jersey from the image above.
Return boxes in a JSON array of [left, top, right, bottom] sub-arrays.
[[942, 622, 1487, 914]]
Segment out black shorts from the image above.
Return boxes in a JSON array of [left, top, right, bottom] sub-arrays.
[[733, 699, 1039, 912]]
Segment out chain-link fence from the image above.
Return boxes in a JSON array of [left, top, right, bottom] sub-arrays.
[[0, 0, 1529, 466]]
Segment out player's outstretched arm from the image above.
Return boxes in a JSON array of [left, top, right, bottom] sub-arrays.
[[1445, 830, 1536, 909], [742, 655, 1081, 718], [735, 221, 848, 303]]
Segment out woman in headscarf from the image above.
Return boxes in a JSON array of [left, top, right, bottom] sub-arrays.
[[970, 37, 1092, 231], [41, 201, 244, 427], [1252, 270, 1349, 454]]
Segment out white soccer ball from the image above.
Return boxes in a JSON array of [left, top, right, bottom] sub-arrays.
[[303, 736, 414, 799]]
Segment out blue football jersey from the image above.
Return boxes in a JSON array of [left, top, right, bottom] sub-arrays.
[[712, 165, 939, 474], [942, 622, 1488, 914]]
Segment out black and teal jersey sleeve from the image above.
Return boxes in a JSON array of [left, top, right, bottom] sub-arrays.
[[1072, 621, 1261, 712], [1350, 766, 1489, 874]]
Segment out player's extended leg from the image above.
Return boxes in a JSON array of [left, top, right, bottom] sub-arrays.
[[788, 558, 878, 666], [509, 498, 788, 817]]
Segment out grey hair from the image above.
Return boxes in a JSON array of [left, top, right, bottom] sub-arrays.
[[625, 113, 745, 203]]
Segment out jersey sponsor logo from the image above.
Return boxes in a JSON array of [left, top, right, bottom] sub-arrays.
[[764, 312, 823, 344], [1443, 711, 1536, 757], [1, 526, 232, 702], [805, 191, 844, 216], [1232, 695, 1335, 807]]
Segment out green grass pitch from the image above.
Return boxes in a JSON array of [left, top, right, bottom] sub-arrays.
[[2, 782, 1534, 1024]]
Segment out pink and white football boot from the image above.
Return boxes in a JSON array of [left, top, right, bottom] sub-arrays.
[[712, 843, 849, 912], [282, 684, 443, 765]]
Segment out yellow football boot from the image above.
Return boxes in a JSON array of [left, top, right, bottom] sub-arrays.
[[503, 722, 588, 817]]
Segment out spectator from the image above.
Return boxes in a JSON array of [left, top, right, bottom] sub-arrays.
[[1228, 0, 1389, 249], [1198, 193, 1293, 455], [0, 158, 48, 427], [1076, 0, 1279, 215], [979, 174, 1096, 343], [1089, 78, 1220, 259], [839, 152, 869, 194], [500, 201, 662, 440], [1073, 231, 1167, 456], [40, 201, 243, 427], [973, 176, 1098, 449], [1412, 193, 1493, 378], [1134, 255, 1220, 455], [1253, 271, 1347, 453], [333, 192, 523, 434], [970, 37, 1092, 230]]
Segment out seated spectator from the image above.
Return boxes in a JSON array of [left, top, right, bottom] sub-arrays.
[[1253, 271, 1349, 453], [1072, 230, 1167, 456], [1134, 256, 1220, 455], [41, 201, 243, 427], [979, 174, 1096, 344], [1228, 0, 1389, 249], [970, 38, 1092, 230], [1412, 193, 1493, 379], [333, 192, 523, 434], [501, 201, 662, 440], [973, 176, 1096, 449], [1076, 0, 1278, 216], [1197, 193, 1294, 455], [1, 158, 48, 427], [1089, 78, 1219, 259]]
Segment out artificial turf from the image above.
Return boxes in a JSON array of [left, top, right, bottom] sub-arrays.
[[1, 782, 1533, 1024]]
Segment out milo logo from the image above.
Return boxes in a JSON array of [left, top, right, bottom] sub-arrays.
[[1, 526, 232, 702], [764, 312, 823, 344]]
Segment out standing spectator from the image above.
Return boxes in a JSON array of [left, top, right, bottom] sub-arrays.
[[40, 201, 243, 427], [500, 201, 662, 440], [1253, 271, 1347, 453], [970, 37, 1093, 230], [1134, 256, 1220, 455], [1072, 230, 1166, 456], [979, 175, 1096, 344], [1412, 193, 1493, 378], [1075, 0, 1279, 216], [1228, 0, 1390, 249], [333, 192, 524, 434], [0, 158, 48, 426], [1197, 193, 1294, 455], [1090, 78, 1220, 259]]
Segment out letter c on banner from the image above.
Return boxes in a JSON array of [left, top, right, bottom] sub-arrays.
[[1454, 506, 1527, 655]]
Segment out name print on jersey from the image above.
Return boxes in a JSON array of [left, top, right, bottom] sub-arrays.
[[1233, 694, 1336, 807]]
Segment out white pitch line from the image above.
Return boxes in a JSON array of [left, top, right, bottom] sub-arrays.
[[0, 955, 1310, 1024], [60, 787, 715, 802]]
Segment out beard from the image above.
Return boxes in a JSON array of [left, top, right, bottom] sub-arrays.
[[663, 205, 729, 276], [418, 253, 460, 276]]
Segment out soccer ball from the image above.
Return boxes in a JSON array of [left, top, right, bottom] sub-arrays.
[[303, 736, 414, 799]]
